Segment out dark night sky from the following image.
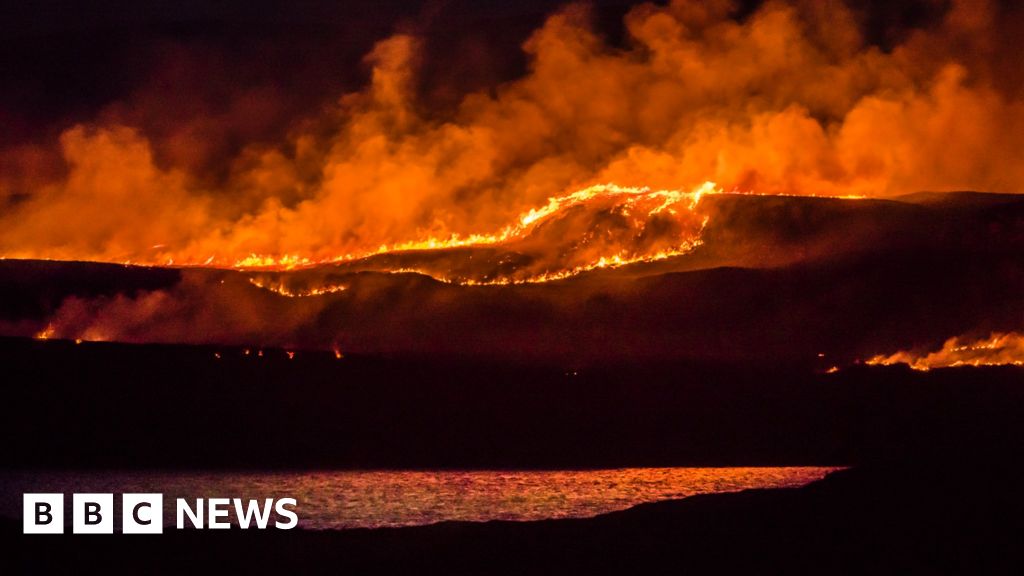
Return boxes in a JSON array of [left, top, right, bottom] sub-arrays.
[[0, 1, 585, 144], [0, 0, 953, 138]]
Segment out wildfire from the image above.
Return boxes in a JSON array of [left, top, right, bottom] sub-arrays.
[[210, 182, 718, 288], [236, 255, 320, 270], [867, 332, 1024, 371], [434, 244, 706, 286], [1, 0, 1021, 279], [6, 181, 877, 289], [229, 182, 716, 273], [248, 278, 348, 297], [197, 181, 878, 287]]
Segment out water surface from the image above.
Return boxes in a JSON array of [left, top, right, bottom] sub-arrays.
[[1, 467, 838, 529]]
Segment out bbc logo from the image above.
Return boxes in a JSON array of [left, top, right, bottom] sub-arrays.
[[24, 493, 163, 534]]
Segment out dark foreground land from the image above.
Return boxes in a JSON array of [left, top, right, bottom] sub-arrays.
[[2, 337, 1024, 573], [3, 337, 1024, 468], [3, 459, 1023, 575], [2, 344, 1024, 574], [4, 192, 1023, 571]]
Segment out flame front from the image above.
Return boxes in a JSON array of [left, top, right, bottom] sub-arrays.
[[1, 1, 1022, 272], [248, 277, 349, 297], [867, 333, 1024, 371], [240, 181, 714, 285], [2, 1, 1022, 358]]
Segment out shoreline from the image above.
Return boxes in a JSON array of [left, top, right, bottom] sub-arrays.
[[6, 460, 1022, 574], [0, 465, 842, 531]]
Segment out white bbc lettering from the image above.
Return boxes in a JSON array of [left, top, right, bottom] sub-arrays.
[[122, 494, 163, 534], [208, 498, 231, 529], [25, 493, 299, 532], [275, 498, 298, 529], [177, 498, 203, 529], [234, 498, 273, 529], [175, 497, 299, 529], [23, 494, 64, 534], [73, 493, 113, 534]]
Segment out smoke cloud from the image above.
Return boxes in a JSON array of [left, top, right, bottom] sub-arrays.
[[1, 0, 1022, 265]]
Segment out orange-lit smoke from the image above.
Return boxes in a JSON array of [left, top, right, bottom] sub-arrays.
[[867, 332, 1024, 371], [2, 0, 1023, 268], [30, 272, 327, 347]]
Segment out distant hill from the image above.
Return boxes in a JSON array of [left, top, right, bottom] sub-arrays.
[[2, 191, 1023, 363]]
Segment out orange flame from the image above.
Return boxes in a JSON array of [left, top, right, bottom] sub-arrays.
[[248, 278, 349, 297], [232, 181, 715, 286], [0, 1, 1020, 272], [867, 332, 1024, 371], [233, 181, 715, 273]]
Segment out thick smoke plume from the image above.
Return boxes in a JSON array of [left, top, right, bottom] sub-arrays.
[[1, 0, 1022, 266]]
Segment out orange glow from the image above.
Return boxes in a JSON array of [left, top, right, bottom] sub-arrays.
[[1, 1, 1020, 271], [215, 181, 716, 285], [248, 277, 349, 296], [229, 181, 715, 275], [867, 332, 1024, 371]]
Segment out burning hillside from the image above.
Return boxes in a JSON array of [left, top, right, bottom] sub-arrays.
[[242, 181, 714, 284], [868, 332, 1024, 371], [0, 0, 1022, 365], [2, 0, 1024, 270], [1, 191, 1022, 365]]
